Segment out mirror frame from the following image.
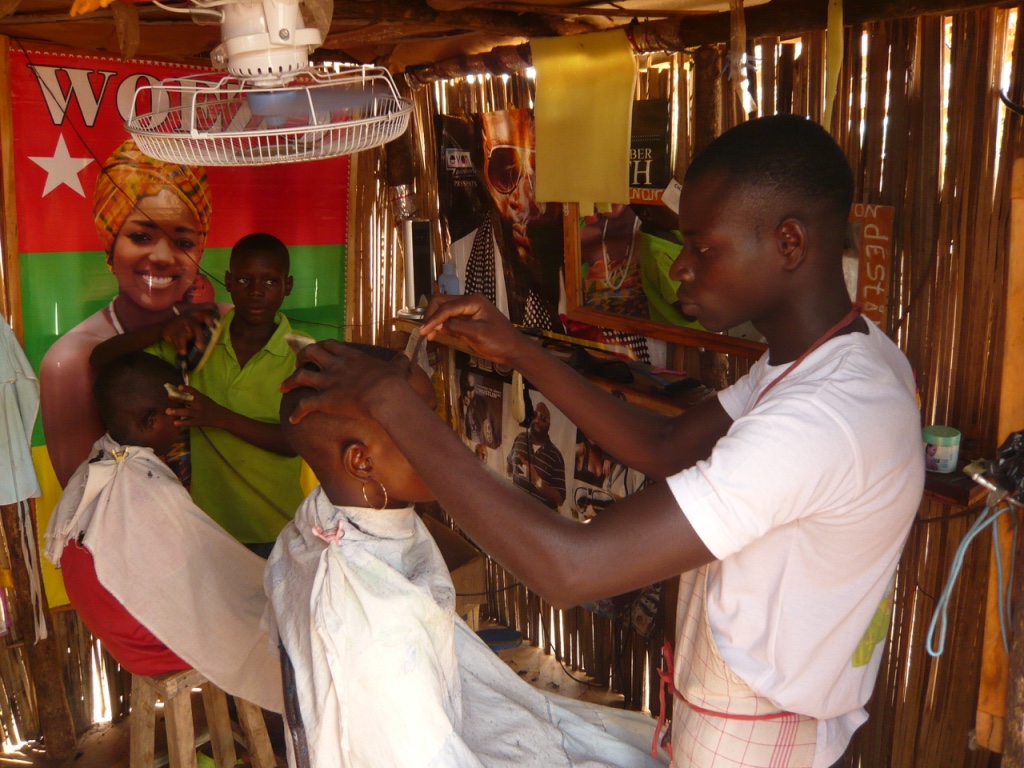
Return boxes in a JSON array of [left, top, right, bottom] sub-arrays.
[[561, 204, 767, 360]]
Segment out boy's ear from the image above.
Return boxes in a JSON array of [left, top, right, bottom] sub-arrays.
[[341, 440, 374, 480], [284, 275, 293, 297], [224, 269, 233, 289], [776, 218, 806, 270]]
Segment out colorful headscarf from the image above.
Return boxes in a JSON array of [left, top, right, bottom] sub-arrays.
[[93, 139, 213, 261]]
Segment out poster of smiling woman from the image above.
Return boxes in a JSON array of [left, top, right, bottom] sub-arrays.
[[6, 44, 351, 603]]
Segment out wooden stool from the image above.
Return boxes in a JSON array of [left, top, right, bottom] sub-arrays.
[[130, 668, 278, 768]]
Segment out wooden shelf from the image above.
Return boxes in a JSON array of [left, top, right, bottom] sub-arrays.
[[391, 317, 712, 416], [922, 464, 989, 508]]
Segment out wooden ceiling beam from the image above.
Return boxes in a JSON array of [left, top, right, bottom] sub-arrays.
[[331, 0, 594, 37], [631, 0, 1019, 50]]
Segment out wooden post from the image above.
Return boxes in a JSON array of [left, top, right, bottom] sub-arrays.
[[0, 502, 77, 759], [996, 158, 1024, 765], [1, 36, 24, 335]]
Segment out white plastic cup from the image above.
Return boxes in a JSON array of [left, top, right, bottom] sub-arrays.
[[923, 425, 961, 473]]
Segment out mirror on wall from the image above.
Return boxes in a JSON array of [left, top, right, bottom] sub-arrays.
[[561, 200, 894, 359], [561, 203, 768, 359]]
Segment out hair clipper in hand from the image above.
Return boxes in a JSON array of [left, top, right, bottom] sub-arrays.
[[179, 309, 225, 377]]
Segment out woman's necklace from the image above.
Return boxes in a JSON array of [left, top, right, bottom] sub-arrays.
[[600, 215, 641, 291], [107, 297, 179, 336]]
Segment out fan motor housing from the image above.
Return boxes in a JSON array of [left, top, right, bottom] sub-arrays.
[[212, 0, 322, 84]]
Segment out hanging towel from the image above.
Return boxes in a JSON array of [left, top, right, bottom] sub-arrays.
[[0, 317, 49, 642], [532, 30, 637, 213], [0, 317, 41, 506]]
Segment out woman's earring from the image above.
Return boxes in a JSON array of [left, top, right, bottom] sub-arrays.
[[362, 478, 389, 510]]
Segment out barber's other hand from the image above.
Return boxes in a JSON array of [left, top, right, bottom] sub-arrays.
[[421, 294, 525, 367], [280, 339, 405, 424]]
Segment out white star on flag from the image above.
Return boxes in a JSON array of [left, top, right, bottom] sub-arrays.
[[28, 135, 94, 197]]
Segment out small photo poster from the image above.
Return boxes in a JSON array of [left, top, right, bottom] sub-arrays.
[[500, 391, 575, 519], [572, 428, 649, 521], [458, 369, 505, 473]]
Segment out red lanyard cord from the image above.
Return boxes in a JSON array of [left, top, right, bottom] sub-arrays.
[[753, 304, 863, 409]]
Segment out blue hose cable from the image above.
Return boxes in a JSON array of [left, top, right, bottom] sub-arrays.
[[926, 499, 1017, 657]]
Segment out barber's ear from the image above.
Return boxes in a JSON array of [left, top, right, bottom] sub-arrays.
[[776, 219, 806, 269], [341, 441, 373, 480]]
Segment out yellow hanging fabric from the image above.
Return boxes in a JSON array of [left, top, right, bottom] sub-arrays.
[[531, 30, 637, 213]]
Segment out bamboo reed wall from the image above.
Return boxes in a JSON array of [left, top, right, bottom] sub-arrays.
[[1, 5, 1021, 766], [387, 7, 1022, 767]]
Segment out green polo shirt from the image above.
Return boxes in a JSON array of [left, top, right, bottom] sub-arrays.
[[174, 310, 306, 544]]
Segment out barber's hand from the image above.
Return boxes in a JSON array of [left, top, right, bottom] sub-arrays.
[[280, 339, 406, 424], [162, 306, 219, 358], [421, 294, 526, 367]]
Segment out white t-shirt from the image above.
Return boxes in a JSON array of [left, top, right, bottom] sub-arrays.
[[666, 320, 924, 764]]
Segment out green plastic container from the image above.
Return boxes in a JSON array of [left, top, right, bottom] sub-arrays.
[[923, 425, 961, 473]]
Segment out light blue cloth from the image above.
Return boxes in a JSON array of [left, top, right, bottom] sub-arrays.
[[0, 317, 40, 505]]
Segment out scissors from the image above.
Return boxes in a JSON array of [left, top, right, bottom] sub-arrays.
[[404, 327, 424, 366]]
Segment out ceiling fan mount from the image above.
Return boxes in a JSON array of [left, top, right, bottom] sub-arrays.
[[126, 0, 412, 166]]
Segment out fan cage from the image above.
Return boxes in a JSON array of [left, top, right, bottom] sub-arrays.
[[125, 67, 412, 166]]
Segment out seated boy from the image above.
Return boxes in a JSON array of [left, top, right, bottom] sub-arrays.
[[44, 351, 282, 713], [264, 348, 666, 767]]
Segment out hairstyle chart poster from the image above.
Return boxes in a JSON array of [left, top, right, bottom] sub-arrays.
[[11, 46, 351, 448], [436, 109, 565, 332]]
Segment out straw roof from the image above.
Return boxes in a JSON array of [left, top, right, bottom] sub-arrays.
[[0, 0, 1003, 73]]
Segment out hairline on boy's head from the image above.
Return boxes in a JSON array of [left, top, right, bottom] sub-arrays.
[[279, 344, 428, 458], [684, 114, 854, 220], [93, 351, 179, 442], [230, 232, 290, 273], [279, 384, 372, 474]]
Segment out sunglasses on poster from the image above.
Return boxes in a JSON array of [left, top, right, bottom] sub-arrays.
[[485, 144, 533, 195]]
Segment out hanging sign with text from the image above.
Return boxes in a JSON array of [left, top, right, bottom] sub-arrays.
[[849, 204, 894, 331]]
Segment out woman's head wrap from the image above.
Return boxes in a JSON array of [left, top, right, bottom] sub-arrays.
[[93, 139, 213, 261]]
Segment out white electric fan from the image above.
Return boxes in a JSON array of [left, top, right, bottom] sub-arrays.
[[125, 0, 413, 165]]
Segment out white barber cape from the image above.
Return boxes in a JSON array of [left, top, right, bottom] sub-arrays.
[[44, 434, 283, 713], [265, 486, 667, 768]]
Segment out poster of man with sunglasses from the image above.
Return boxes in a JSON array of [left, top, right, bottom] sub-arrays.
[[437, 108, 565, 332]]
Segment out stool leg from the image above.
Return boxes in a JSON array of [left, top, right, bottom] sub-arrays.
[[130, 676, 157, 768], [235, 698, 278, 768], [164, 689, 198, 768], [200, 684, 237, 768]]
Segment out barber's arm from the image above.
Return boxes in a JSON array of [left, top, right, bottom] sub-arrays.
[[166, 388, 297, 456], [282, 341, 716, 609], [421, 294, 731, 479], [89, 306, 220, 369]]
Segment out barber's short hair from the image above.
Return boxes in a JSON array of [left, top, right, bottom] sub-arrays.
[[686, 114, 854, 218], [94, 352, 178, 434]]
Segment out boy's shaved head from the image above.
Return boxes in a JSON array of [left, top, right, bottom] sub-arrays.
[[280, 387, 369, 478], [280, 344, 436, 480], [94, 352, 180, 443]]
